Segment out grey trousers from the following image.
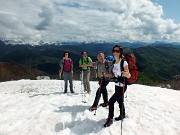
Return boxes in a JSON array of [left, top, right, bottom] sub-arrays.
[[63, 71, 73, 92], [81, 70, 91, 94]]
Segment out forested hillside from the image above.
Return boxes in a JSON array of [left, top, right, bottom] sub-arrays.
[[0, 41, 180, 87]]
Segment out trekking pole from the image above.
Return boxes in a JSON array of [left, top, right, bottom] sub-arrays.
[[93, 67, 98, 87], [94, 79, 102, 115], [94, 73, 103, 115], [80, 70, 85, 102], [61, 76, 63, 92], [121, 78, 125, 135], [125, 87, 128, 108], [58, 63, 63, 93], [72, 71, 75, 91], [95, 68, 99, 95], [59, 71, 63, 92]]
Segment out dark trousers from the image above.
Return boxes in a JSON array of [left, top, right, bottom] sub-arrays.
[[92, 78, 109, 107], [108, 85, 127, 119]]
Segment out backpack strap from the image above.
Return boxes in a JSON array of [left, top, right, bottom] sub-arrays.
[[61, 58, 73, 71], [81, 57, 91, 70], [59, 59, 64, 69], [104, 60, 109, 72], [112, 59, 124, 72], [87, 57, 89, 63], [120, 59, 124, 72], [112, 60, 115, 64], [111, 59, 125, 76], [69, 58, 73, 71], [81, 58, 83, 64], [120, 59, 128, 86], [111, 60, 115, 75], [81, 57, 89, 64]]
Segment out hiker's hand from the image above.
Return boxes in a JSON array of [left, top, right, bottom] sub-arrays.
[[82, 64, 87, 67], [80, 64, 86, 67], [122, 71, 131, 78], [102, 73, 113, 78]]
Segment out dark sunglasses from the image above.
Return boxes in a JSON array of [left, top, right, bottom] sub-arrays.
[[112, 50, 121, 53]]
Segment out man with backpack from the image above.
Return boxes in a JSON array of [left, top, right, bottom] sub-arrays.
[[79, 51, 92, 94], [59, 51, 74, 93], [89, 51, 113, 111], [103, 45, 131, 127]]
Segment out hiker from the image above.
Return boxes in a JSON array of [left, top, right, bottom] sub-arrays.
[[79, 51, 92, 94], [103, 45, 131, 127], [89, 51, 113, 111], [59, 51, 74, 93]]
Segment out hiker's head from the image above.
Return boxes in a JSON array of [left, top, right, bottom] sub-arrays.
[[64, 51, 70, 58], [112, 45, 123, 59], [97, 51, 105, 62], [81, 51, 87, 58]]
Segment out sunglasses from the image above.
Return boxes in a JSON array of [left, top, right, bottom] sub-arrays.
[[112, 50, 121, 53]]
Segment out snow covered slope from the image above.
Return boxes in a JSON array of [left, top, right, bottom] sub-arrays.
[[0, 80, 179, 135]]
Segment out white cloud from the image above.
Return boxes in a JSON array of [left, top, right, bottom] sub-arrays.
[[0, 0, 179, 42], [35, 6, 54, 30]]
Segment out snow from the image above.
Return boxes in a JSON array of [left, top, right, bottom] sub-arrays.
[[0, 80, 179, 135]]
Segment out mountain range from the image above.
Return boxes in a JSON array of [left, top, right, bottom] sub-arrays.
[[0, 39, 180, 88]]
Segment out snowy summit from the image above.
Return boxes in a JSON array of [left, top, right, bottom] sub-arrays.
[[0, 80, 179, 135]]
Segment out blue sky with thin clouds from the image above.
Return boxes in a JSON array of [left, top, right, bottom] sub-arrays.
[[152, 0, 180, 23], [0, 0, 179, 43]]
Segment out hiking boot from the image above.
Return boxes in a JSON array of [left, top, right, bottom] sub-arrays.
[[64, 91, 67, 94], [89, 106, 97, 111], [104, 118, 113, 127], [115, 115, 125, 121], [100, 102, 108, 107], [87, 92, 91, 95]]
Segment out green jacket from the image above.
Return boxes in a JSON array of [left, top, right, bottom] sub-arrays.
[[79, 57, 92, 70]]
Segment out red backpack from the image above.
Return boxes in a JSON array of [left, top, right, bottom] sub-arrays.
[[123, 53, 138, 84]]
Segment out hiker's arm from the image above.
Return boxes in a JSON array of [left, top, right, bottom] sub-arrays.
[[80, 61, 93, 67], [79, 64, 82, 67], [86, 61, 92, 67], [71, 64, 73, 72], [86, 57, 93, 67], [59, 69, 62, 79], [102, 73, 114, 78], [59, 66, 63, 76], [122, 65, 131, 78], [71, 60, 73, 71], [79, 59, 83, 67], [60, 66, 63, 74], [79, 63, 89, 67], [92, 62, 97, 69]]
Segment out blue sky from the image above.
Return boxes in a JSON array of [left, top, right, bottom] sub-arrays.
[[152, 0, 180, 23], [0, 0, 180, 43]]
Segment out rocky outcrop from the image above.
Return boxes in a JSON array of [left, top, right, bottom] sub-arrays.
[[0, 62, 48, 82]]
